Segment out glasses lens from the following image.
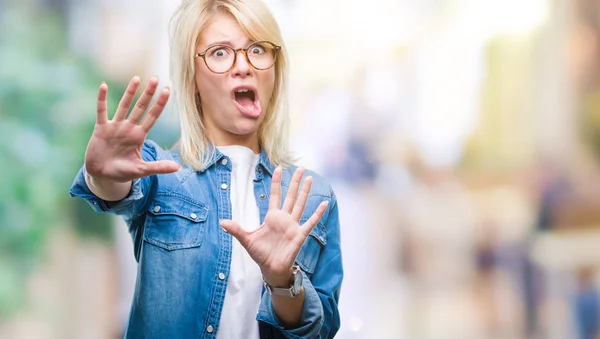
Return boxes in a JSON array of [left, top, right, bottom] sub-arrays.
[[205, 45, 235, 73], [247, 42, 277, 70]]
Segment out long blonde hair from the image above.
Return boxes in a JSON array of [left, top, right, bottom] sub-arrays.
[[169, 0, 291, 170]]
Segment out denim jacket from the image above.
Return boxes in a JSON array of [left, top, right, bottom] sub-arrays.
[[69, 140, 343, 339]]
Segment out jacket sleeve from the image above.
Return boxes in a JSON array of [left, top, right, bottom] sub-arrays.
[[257, 189, 343, 339], [68, 140, 160, 219]]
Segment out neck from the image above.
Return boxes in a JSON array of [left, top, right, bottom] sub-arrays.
[[210, 131, 260, 154]]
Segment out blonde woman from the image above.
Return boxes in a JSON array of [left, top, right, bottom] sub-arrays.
[[69, 0, 343, 338]]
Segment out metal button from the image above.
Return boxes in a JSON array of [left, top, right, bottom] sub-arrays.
[[218, 272, 225, 280], [220, 183, 228, 190], [153, 205, 160, 213], [259, 194, 266, 199], [206, 325, 214, 333], [221, 159, 228, 166], [190, 213, 197, 219]]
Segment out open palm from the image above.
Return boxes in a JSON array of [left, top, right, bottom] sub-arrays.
[[220, 167, 328, 286], [85, 77, 180, 184]]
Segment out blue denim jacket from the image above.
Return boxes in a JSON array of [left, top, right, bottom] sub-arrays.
[[69, 140, 343, 339]]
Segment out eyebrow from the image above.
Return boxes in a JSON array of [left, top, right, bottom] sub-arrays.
[[208, 39, 234, 45], [203, 39, 254, 49]]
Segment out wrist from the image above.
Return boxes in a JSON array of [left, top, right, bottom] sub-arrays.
[[262, 266, 304, 298], [261, 267, 294, 288], [84, 172, 131, 202]]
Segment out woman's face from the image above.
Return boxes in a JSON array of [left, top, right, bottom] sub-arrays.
[[194, 12, 276, 151]]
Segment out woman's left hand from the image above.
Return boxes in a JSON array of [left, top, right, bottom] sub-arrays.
[[220, 167, 328, 287]]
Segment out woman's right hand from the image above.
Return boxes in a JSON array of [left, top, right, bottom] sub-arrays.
[[84, 76, 180, 187]]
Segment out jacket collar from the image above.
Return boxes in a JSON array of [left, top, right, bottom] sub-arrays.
[[200, 143, 276, 178]]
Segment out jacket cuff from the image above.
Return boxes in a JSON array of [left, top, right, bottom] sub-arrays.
[[69, 166, 142, 215], [257, 270, 324, 339]]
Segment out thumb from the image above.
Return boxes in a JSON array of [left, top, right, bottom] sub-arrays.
[[142, 160, 181, 176], [219, 219, 249, 246]]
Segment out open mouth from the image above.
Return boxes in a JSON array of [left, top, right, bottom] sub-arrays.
[[233, 86, 262, 117], [234, 88, 256, 107]]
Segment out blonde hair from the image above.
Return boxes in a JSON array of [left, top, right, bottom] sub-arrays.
[[169, 0, 292, 170]]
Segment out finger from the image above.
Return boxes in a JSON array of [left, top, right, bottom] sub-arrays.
[[128, 77, 158, 124], [219, 219, 250, 247], [140, 160, 181, 176], [300, 201, 329, 237], [291, 176, 312, 222], [268, 166, 282, 210], [113, 76, 141, 121], [139, 87, 170, 132], [281, 167, 304, 214], [96, 82, 108, 125]]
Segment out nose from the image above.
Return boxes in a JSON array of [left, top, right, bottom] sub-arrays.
[[231, 50, 252, 78]]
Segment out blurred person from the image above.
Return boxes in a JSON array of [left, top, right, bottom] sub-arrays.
[[68, 1, 343, 338], [572, 267, 600, 339], [535, 159, 570, 232], [521, 159, 571, 338], [521, 235, 544, 339], [472, 223, 502, 338]]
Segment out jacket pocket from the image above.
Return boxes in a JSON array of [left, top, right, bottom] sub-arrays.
[[144, 192, 209, 250], [295, 217, 327, 275]]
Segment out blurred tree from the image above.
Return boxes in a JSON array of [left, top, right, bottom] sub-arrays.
[[0, 3, 127, 318]]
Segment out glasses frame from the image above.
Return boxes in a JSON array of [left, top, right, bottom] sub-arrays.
[[194, 40, 281, 74]]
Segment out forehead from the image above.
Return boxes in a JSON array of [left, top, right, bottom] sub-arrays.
[[198, 11, 251, 48]]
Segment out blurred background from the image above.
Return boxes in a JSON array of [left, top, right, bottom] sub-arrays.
[[3, 0, 600, 338]]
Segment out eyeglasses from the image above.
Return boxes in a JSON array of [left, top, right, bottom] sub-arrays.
[[195, 41, 281, 74]]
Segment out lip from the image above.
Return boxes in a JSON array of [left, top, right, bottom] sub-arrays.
[[231, 85, 259, 102]]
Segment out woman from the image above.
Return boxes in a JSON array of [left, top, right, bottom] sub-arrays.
[[69, 0, 343, 338]]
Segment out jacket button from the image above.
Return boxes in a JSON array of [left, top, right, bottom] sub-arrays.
[[190, 213, 197, 219], [259, 194, 266, 199], [221, 158, 228, 166], [221, 183, 228, 190], [206, 325, 214, 333], [218, 272, 225, 280], [153, 205, 160, 213]]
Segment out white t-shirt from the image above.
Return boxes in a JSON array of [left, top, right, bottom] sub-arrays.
[[216, 145, 262, 339]]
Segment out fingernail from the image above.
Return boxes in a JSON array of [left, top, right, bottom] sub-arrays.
[[132, 76, 140, 82], [101, 81, 106, 85]]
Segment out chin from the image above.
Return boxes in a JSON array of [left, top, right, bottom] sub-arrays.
[[227, 122, 260, 136]]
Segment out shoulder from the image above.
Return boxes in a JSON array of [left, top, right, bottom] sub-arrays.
[[139, 139, 167, 160], [141, 139, 182, 164], [140, 139, 199, 184], [281, 165, 334, 200]]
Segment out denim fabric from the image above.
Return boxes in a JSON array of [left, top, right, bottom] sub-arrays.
[[69, 140, 343, 339]]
